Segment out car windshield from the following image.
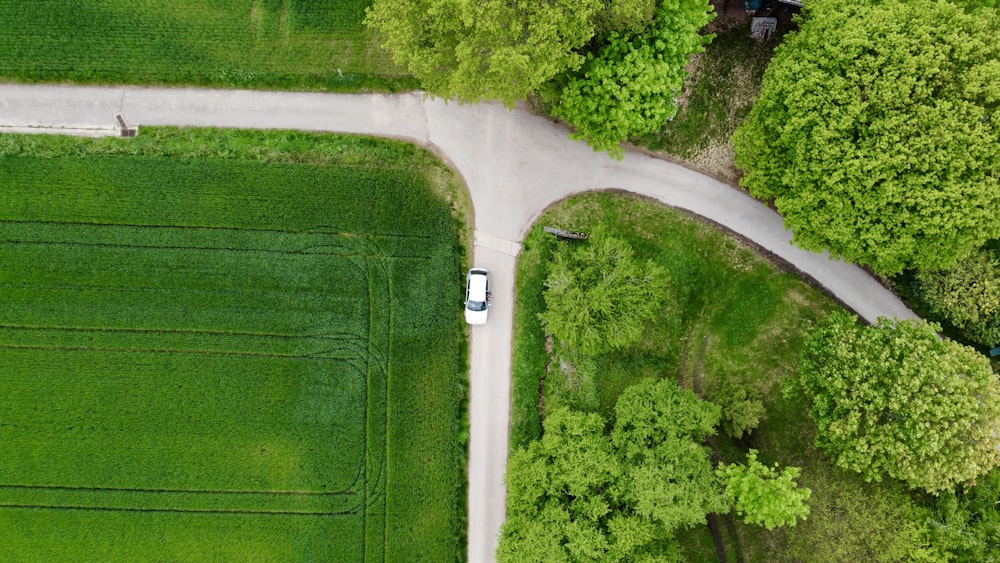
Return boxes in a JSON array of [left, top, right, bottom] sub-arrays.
[[467, 300, 487, 312]]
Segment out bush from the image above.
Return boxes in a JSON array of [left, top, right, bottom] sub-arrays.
[[916, 247, 1000, 347], [716, 449, 810, 530], [708, 378, 766, 439], [539, 228, 672, 356], [799, 312, 1000, 493]]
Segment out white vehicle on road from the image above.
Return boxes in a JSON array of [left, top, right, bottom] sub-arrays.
[[464, 268, 491, 325]]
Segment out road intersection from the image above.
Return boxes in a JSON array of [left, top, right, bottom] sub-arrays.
[[0, 83, 917, 562]]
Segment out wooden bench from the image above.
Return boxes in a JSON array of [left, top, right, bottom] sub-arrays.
[[543, 226, 589, 241]]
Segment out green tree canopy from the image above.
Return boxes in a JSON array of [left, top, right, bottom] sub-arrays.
[[539, 230, 671, 356], [708, 378, 766, 439], [553, 0, 714, 157], [499, 378, 725, 562], [365, 0, 604, 107], [733, 0, 1000, 275], [916, 246, 1000, 347], [930, 468, 1000, 561], [799, 312, 1000, 493], [717, 449, 811, 530]]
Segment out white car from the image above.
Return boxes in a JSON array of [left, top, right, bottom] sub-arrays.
[[464, 268, 491, 325]]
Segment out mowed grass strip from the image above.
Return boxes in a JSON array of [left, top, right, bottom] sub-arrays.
[[0, 130, 467, 561], [0, 0, 415, 91]]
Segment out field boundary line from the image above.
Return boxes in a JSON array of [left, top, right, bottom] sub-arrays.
[[0, 218, 437, 241], [0, 323, 366, 341], [0, 343, 359, 360], [0, 503, 358, 517], [0, 483, 356, 496], [360, 239, 392, 563]]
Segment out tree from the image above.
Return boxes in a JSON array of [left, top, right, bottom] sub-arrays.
[[707, 377, 766, 439], [594, 0, 657, 34], [929, 468, 1000, 562], [499, 378, 725, 562], [553, 0, 714, 157], [951, 0, 998, 11], [539, 229, 671, 355], [611, 377, 728, 532], [785, 463, 943, 562], [916, 246, 1000, 347], [798, 311, 1000, 493], [732, 0, 1000, 275], [499, 408, 622, 562], [716, 449, 810, 530], [365, 0, 603, 107]]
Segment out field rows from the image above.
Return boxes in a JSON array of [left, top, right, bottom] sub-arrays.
[[0, 484, 363, 515], [0, 133, 465, 561], [0, 0, 409, 88], [0, 215, 384, 536], [0, 157, 441, 237]]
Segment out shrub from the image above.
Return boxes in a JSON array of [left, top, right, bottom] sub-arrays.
[[916, 247, 1000, 347], [539, 228, 671, 356], [708, 378, 766, 439]]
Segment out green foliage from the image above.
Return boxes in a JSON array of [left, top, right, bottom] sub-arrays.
[[636, 22, 777, 181], [950, 0, 999, 11], [509, 193, 854, 560], [595, 0, 657, 33], [708, 378, 766, 439], [500, 408, 622, 562], [916, 246, 1000, 346], [733, 0, 1000, 275], [717, 449, 810, 530], [0, 130, 466, 560], [539, 229, 671, 356], [366, 0, 602, 107], [799, 311, 1000, 493], [510, 235, 558, 448], [929, 468, 1000, 561], [553, 0, 714, 157], [500, 378, 726, 562], [612, 378, 728, 530], [0, 0, 413, 91], [785, 464, 943, 563]]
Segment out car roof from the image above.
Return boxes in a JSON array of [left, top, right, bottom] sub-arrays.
[[468, 273, 487, 296]]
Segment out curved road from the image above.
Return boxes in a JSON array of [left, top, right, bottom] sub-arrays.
[[0, 84, 916, 563]]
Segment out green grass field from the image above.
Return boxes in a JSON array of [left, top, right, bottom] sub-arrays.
[[0, 130, 466, 561], [0, 0, 416, 91]]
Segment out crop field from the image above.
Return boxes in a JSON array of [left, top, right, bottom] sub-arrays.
[[0, 0, 414, 91], [0, 131, 466, 560]]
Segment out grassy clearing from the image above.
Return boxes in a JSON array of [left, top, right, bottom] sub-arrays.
[[511, 191, 936, 560], [0, 129, 466, 561], [511, 192, 836, 443], [0, 0, 415, 91], [634, 22, 779, 182]]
